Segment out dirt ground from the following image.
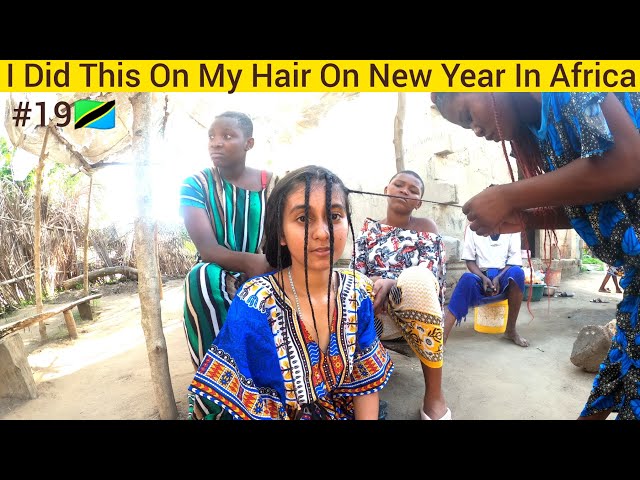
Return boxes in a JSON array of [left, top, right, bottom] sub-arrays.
[[0, 278, 194, 420], [0, 269, 621, 420]]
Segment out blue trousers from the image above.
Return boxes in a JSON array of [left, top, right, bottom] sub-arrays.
[[447, 266, 525, 324]]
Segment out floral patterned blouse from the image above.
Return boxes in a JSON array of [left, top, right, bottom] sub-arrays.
[[351, 217, 447, 309]]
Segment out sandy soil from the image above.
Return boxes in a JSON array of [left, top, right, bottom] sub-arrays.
[[0, 270, 620, 420], [381, 269, 619, 420], [0, 278, 194, 420]]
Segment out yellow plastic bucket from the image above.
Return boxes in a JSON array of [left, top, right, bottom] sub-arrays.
[[473, 299, 509, 334]]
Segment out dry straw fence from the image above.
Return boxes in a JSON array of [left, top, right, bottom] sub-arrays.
[[0, 177, 193, 316]]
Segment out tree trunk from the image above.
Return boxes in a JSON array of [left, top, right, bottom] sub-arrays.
[[393, 93, 406, 173], [34, 123, 53, 341], [131, 92, 178, 420], [154, 222, 163, 300], [61, 266, 138, 290]]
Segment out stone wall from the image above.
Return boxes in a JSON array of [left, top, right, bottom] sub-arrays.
[[326, 93, 582, 300]]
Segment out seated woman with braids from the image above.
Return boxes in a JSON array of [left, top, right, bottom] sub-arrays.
[[188, 165, 393, 420], [351, 170, 451, 420]]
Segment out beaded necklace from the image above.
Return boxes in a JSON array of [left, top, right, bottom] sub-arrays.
[[287, 267, 334, 345], [287, 267, 304, 320]]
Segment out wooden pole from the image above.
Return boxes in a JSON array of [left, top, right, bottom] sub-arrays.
[[62, 310, 78, 339], [83, 175, 93, 295], [393, 92, 406, 173], [0, 273, 35, 287], [34, 123, 53, 341]]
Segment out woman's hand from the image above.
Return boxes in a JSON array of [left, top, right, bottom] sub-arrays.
[[462, 185, 514, 236], [243, 254, 273, 280], [372, 278, 396, 315], [495, 211, 526, 234]]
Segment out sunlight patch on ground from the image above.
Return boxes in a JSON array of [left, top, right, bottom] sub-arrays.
[[29, 283, 183, 383], [28, 312, 184, 383]]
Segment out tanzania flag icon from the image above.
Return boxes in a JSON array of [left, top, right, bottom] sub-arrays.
[[74, 99, 116, 129]]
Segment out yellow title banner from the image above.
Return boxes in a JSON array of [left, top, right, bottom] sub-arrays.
[[0, 60, 638, 92]]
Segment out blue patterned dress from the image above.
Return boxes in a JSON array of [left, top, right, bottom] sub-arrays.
[[534, 92, 640, 419], [188, 268, 394, 420]]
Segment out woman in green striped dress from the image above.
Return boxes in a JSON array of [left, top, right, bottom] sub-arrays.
[[179, 111, 278, 419]]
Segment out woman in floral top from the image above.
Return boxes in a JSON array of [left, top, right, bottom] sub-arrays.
[[351, 170, 450, 420]]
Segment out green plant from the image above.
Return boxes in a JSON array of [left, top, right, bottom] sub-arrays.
[[19, 298, 35, 308], [581, 253, 605, 272], [581, 254, 602, 265], [0, 137, 13, 180]]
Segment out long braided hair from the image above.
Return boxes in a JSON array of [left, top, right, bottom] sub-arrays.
[[490, 93, 561, 273], [263, 165, 358, 341], [433, 92, 561, 295]]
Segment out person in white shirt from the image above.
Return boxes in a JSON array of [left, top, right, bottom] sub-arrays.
[[443, 224, 528, 347]]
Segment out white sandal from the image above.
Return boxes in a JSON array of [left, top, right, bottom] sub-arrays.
[[420, 407, 452, 420]]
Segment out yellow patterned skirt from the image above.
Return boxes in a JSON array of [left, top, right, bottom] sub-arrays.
[[385, 266, 444, 368]]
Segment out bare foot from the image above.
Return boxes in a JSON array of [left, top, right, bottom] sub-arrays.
[[599, 288, 611, 293], [504, 331, 529, 347], [616, 289, 623, 293]]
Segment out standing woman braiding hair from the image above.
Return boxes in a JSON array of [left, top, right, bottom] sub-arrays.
[[431, 91, 640, 420], [188, 165, 394, 420]]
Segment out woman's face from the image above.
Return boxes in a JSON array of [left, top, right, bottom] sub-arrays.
[[207, 116, 252, 168], [437, 93, 518, 142], [384, 173, 423, 212], [280, 181, 348, 273]]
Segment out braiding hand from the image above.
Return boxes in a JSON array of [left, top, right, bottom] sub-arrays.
[[462, 186, 514, 236], [245, 254, 273, 279]]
